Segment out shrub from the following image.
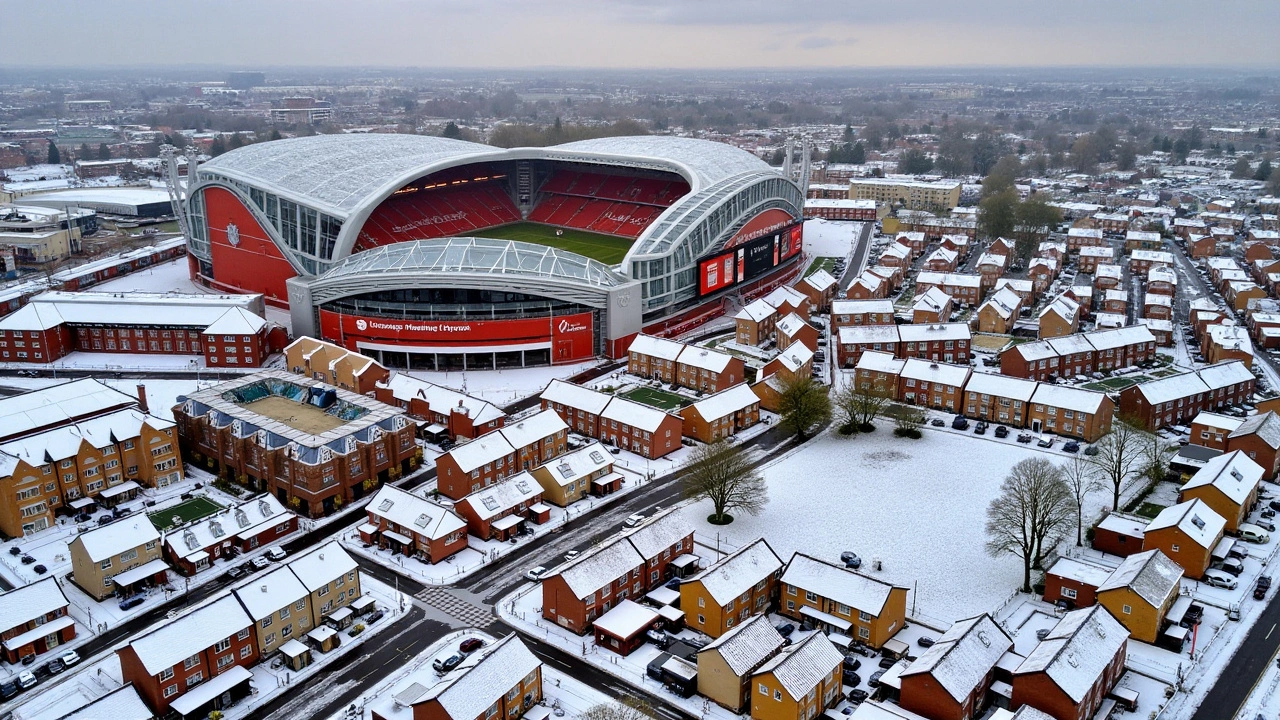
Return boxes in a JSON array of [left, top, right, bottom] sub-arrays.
[[838, 423, 857, 436], [858, 422, 876, 433], [893, 428, 923, 439]]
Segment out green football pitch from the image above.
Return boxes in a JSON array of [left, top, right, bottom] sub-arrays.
[[471, 222, 634, 264], [148, 495, 225, 531], [621, 386, 690, 412]]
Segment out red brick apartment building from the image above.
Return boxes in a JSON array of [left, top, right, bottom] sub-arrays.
[[1011, 606, 1129, 720], [1000, 326, 1157, 381], [899, 614, 1013, 720], [0, 292, 281, 367], [627, 334, 746, 392], [372, 372, 506, 441], [0, 577, 74, 663], [174, 370, 419, 518], [540, 380, 683, 459], [360, 484, 468, 563], [434, 409, 568, 499], [1119, 361, 1256, 430]]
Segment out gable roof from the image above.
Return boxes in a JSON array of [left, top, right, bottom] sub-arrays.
[[699, 613, 786, 676], [688, 538, 783, 605], [1145, 499, 1225, 550], [1228, 411, 1280, 450], [0, 576, 69, 629], [126, 594, 253, 676], [1096, 549, 1181, 609], [288, 540, 358, 592], [1181, 449, 1263, 505], [752, 632, 843, 700], [414, 635, 542, 719], [780, 553, 902, 617], [552, 536, 643, 599], [900, 614, 1013, 702], [72, 518, 161, 563], [1014, 606, 1129, 703], [366, 485, 466, 541]]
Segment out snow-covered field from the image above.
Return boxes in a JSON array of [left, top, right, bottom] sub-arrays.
[[400, 360, 603, 407], [802, 218, 864, 258], [0, 376, 206, 421], [675, 422, 1123, 624]]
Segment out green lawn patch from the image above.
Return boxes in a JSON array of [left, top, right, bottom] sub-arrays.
[[471, 222, 634, 264], [806, 257, 839, 277], [1134, 502, 1168, 519], [621, 386, 690, 412], [148, 495, 225, 531]]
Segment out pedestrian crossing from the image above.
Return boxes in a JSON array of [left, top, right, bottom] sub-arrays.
[[414, 587, 493, 627]]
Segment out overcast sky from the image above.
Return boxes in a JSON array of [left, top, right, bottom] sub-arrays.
[[6, 0, 1278, 69]]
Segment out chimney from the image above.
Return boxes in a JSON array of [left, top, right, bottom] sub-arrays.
[[136, 383, 149, 413]]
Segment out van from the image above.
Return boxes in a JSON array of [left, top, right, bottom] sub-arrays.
[[1240, 524, 1271, 544]]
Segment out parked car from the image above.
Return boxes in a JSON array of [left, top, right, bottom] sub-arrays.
[[45, 657, 66, 675], [366, 609, 385, 624], [118, 595, 145, 611], [994, 425, 1009, 438], [842, 655, 861, 671], [1037, 436, 1055, 448], [930, 418, 945, 427], [842, 670, 861, 687], [74, 512, 93, 523], [525, 566, 548, 582], [1256, 577, 1272, 600], [251, 556, 270, 570], [951, 416, 969, 430], [973, 421, 987, 435], [266, 547, 288, 562], [0, 680, 19, 700], [1229, 544, 1249, 561], [1181, 605, 1204, 628], [1258, 576, 1273, 591], [1204, 569, 1239, 589], [847, 688, 869, 704], [775, 622, 796, 637], [1268, 500, 1280, 513], [224, 565, 248, 581], [459, 638, 485, 654], [1220, 558, 1245, 576], [877, 656, 897, 669], [868, 670, 886, 688], [1083, 445, 1099, 456], [1256, 519, 1277, 533], [432, 653, 465, 673], [623, 513, 646, 528], [1262, 508, 1276, 519], [916, 636, 935, 648], [1017, 432, 1034, 444], [1240, 524, 1271, 544], [840, 551, 862, 569], [1063, 441, 1081, 453], [17, 671, 37, 690]]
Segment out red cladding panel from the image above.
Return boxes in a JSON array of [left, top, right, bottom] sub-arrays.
[[318, 310, 596, 363], [202, 186, 298, 302]]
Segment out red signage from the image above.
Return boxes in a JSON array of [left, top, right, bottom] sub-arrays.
[[318, 310, 595, 362], [700, 253, 738, 295]]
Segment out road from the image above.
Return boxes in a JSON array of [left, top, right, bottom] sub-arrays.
[[835, 221, 874, 294], [1189, 591, 1280, 720]]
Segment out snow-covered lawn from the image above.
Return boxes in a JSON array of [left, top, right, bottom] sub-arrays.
[[400, 360, 604, 407], [803, 218, 864, 258], [674, 422, 1128, 625], [0, 376, 208, 421]]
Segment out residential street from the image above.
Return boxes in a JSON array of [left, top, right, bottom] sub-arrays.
[[1190, 589, 1280, 720]]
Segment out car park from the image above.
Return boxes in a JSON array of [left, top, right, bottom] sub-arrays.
[[266, 547, 288, 561], [118, 594, 145, 611], [623, 513, 646, 528], [459, 638, 485, 654], [1204, 569, 1239, 589], [1240, 524, 1271, 544], [994, 425, 1009, 438], [525, 566, 548, 582]]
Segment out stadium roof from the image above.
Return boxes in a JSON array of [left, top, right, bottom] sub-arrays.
[[319, 237, 629, 288], [553, 136, 771, 189]]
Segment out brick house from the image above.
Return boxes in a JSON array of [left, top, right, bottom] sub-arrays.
[[1091, 512, 1147, 558], [1027, 385, 1115, 442], [117, 594, 258, 716], [795, 270, 839, 313], [1076, 245, 1113, 274], [1142, 499, 1226, 578], [1226, 411, 1280, 480], [1066, 227, 1105, 250], [681, 539, 784, 638], [162, 494, 296, 576], [844, 272, 888, 300], [1188, 411, 1243, 451], [750, 633, 843, 720], [777, 553, 907, 648], [528, 441, 620, 507], [1147, 266, 1177, 296], [1043, 558, 1110, 610], [541, 380, 683, 459], [1011, 607, 1129, 720], [373, 373, 506, 442], [962, 374, 1038, 427], [760, 342, 814, 384], [1189, 234, 1217, 258], [1178, 450, 1263, 532], [913, 287, 954, 324], [1143, 292, 1173, 321], [776, 313, 820, 353], [1001, 326, 1156, 382], [454, 471, 545, 540], [360, 485, 467, 564], [435, 408, 568, 499], [899, 614, 1013, 720], [899, 359, 970, 413], [1118, 361, 1255, 430], [1093, 264, 1123, 292], [287, 541, 362, 630], [369, 635, 542, 720], [681, 384, 762, 443], [284, 336, 390, 394], [976, 286, 1022, 334], [736, 299, 778, 346], [924, 247, 959, 272], [1096, 550, 1182, 645], [0, 577, 75, 663], [69, 518, 166, 600], [1038, 296, 1080, 339], [854, 351, 907, 399], [898, 323, 971, 364], [1028, 258, 1058, 295], [915, 272, 982, 307], [838, 325, 900, 367], [831, 299, 896, 329], [1205, 324, 1254, 367]]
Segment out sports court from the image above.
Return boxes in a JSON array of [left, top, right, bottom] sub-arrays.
[[471, 222, 634, 264], [148, 496, 225, 531], [621, 386, 690, 412]]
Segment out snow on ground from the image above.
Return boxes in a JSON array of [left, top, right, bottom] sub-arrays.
[[675, 420, 1133, 626], [0, 376, 208, 421], [402, 360, 603, 407], [803, 218, 863, 258], [342, 465, 654, 585]]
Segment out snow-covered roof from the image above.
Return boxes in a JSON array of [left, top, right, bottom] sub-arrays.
[[1014, 606, 1128, 703], [913, 286, 952, 313], [688, 383, 760, 421], [1192, 411, 1244, 433], [688, 538, 783, 605], [678, 344, 736, 373], [763, 285, 809, 311], [781, 553, 901, 617], [202, 306, 267, 336], [552, 536, 643, 599], [375, 373, 505, 426], [1130, 248, 1173, 263], [592, 599, 659, 638], [1208, 324, 1253, 355], [537, 442, 612, 487], [1229, 411, 1280, 449], [0, 291, 263, 332], [856, 350, 906, 375], [897, 323, 970, 343], [976, 252, 1005, 268], [619, 506, 690, 561], [1181, 449, 1263, 504], [1086, 325, 1155, 351], [288, 540, 357, 592], [163, 495, 291, 561], [916, 271, 982, 288], [1145, 499, 1225, 549], [1030, 385, 1108, 415], [1097, 550, 1181, 609], [1148, 266, 1178, 285], [900, 614, 1012, 702], [1197, 360, 1255, 390], [234, 565, 308, 621], [1045, 558, 1111, 588], [1095, 264, 1124, 280], [925, 247, 957, 265], [73, 518, 161, 563], [736, 298, 777, 323], [1040, 295, 1079, 323], [0, 378, 137, 443], [981, 287, 1022, 320], [542, 379, 611, 415], [1078, 245, 1113, 258], [54, 684, 153, 720], [1097, 512, 1147, 538], [699, 613, 785, 676], [773, 341, 815, 373], [0, 577, 68, 630], [601, 395, 675, 433], [495, 409, 568, 451], [412, 635, 542, 719], [366, 485, 465, 541], [0, 407, 173, 468], [1144, 293, 1173, 308], [901, 358, 970, 387], [1068, 227, 1104, 238], [459, 471, 542, 521], [881, 243, 910, 261], [995, 278, 1034, 294], [1136, 361, 1251, 405], [833, 299, 895, 316], [776, 313, 809, 340], [557, 135, 773, 189], [803, 269, 838, 293], [964, 372, 1038, 401], [628, 333, 684, 361], [127, 594, 253, 676], [752, 632, 843, 700]]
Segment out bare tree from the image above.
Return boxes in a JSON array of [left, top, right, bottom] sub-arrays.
[[1139, 432, 1176, 485], [834, 382, 890, 433], [1087, 418, 1148, 511], [579, 698, 658, 720], [778, 376, 831, 441], [1061, 455, 1104, 546], [683, 440, 768, 525], [893, 406, 926, 439], [985, 457, 1074, 593]]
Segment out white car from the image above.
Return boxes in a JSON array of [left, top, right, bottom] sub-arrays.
[[266, 547, 288, 561], [1203, 569, 1239, 590], [564, 550, 580, 562], [1239, 523, 1271, 544], [525, 566, 548, 582], [58, 650, 80, 668], [250, 556, 270, 570], [623, 514, 646, 528]]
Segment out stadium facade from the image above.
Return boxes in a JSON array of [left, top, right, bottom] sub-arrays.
[[182, 134, 803, 368]]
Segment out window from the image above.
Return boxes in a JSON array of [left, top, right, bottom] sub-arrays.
[[759, 684, 769, 696], [238, 628, 251, 641], [159, 667, 174, 681], [184, 654, 200, 670], [163, 684, 178, 698], [240, 645, 252, 658], [215, 638, 231, 652], [1122, 604, 1132, 615], [186, 671, 203, 687], [774, 690, 782, 701], [261, 616, 273, 628], [1061, 587, 1078, 599], [859, 626, 871, 639]]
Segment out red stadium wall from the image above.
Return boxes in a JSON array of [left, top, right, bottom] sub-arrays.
[[726, 208, 797, 248], [199, 186, 298, 306], [318, 309, 596, 364]]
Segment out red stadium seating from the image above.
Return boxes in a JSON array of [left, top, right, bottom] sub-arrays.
[[526, 169, 689, 238], [355, 182, 520, 250]]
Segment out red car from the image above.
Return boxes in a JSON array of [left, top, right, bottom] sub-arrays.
[[459, 638, 485, 654]]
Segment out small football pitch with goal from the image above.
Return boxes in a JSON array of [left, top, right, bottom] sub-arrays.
[[621, 386, 691, 412], [148, 495, 225, 531], [471, 222, 634, 264]]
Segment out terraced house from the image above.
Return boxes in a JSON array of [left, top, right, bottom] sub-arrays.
[[681, 539, 784, 638], [0, 577, 75, 663], [777, 553, 908, 648], [749, 633, 844, 720], [435, 409, 568, 499]]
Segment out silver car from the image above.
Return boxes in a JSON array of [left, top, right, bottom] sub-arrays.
[[1203, 569, 1239, 590]]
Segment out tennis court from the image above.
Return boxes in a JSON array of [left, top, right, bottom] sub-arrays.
[[621, 386, 690, 411], [148, 495, 225, 531]]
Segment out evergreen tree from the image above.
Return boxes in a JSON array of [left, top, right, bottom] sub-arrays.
[[1231, 156, 1254, 179], [97, 143, 111, 160], [268, 128, 282, 141], [78, 142, 91, 160], [47, 142, 60, 164], [1256, 158, 1273, 182], [228, 133, 244, 150], [209, 137, 227, 157], [850, 141, 865, 164], [441, 121, 462, 139]]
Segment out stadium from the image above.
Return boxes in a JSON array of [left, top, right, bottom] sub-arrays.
[[182, 133, 804, 369]]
